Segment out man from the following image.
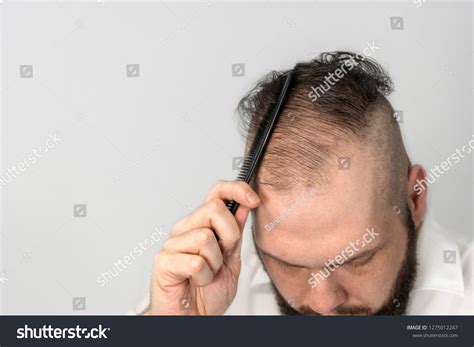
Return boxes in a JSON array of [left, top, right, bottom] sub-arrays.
[[141, 52, 472, 315]]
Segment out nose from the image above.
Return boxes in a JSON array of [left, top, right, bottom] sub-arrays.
[[308, 276, 346, 315]]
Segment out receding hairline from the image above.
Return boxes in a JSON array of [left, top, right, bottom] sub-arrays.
[[248, 94, 410, 210]]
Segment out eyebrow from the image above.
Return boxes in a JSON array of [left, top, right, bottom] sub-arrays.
[[343, 242, 385, 264], [258, 247, 308, 268], [257, 241, 385, 269]]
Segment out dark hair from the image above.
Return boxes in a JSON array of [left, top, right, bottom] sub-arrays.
[[237, 51, 408, 205]]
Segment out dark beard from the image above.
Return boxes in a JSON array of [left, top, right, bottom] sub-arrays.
[[268, 204, 418, 315]]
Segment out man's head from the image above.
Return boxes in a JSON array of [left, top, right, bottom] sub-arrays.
[[237, 52, 428, 315]]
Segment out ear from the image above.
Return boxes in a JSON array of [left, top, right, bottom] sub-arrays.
[[406, 164, 428, 229]]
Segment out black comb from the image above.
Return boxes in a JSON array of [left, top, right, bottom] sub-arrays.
[[227, 71, 293, 214]]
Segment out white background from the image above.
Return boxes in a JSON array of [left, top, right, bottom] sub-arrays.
[[0, 0, 472, 314]]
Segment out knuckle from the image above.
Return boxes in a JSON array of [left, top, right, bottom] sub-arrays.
[[207, 198, 227, 215], [170, 224, 181, 236], [211, 180, 226, 192], [162, 238, 174, 251], [195, 229, 214, 246], [190, 257, 206, 273]]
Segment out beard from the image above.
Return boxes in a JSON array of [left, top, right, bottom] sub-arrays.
[[265, 204, 419, 316]]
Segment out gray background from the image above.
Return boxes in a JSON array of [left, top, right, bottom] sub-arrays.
[[0, 0, 472, 314]]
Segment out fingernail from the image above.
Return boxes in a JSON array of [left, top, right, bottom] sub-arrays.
[[246, 191, 259, 204]]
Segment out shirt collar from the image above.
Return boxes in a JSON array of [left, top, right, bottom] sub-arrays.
[[411, 216, 465, 296]]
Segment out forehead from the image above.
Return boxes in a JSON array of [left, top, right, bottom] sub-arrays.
[[254, 150, 387, 253]]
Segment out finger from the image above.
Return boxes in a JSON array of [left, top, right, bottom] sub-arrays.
[[162, 228, 223, 274], [155, 252, 214, 287], [234, 205, 250, 231], [222, 236, 243, 265], [205, 180, 260, 208], [171, 198, 242, 252]]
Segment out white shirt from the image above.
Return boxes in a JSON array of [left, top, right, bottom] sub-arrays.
[[134, 216, 473, 315]]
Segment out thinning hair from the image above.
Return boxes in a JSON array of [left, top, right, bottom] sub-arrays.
[[237, 51, 410, 208]]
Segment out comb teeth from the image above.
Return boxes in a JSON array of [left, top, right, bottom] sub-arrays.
[[227, 151, 255, 215], [236, 154, 254, 181]]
